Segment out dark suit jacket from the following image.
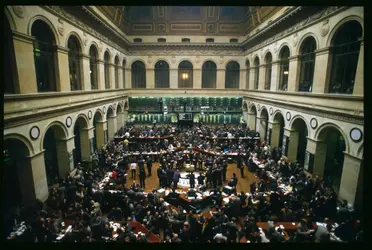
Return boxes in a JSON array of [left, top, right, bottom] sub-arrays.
[[173, 171, 180, 182]]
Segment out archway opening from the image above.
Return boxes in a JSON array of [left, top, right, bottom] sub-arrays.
[[178, 61, 193, 88], [273, 112, 285, 149], [318, 127, 346, 193], [89, 45, 99, 90], [249, 105, 257, 131], [259, 108, 269, 142], [73, 116, 88, 167], [93, 111, 103, 150], [43, 125, 67, 185], [3, 138, 35, 236], [67, 35, 82, 91], [155, 60, 170, 88], [202, 61, 217, 88], [106, 107, 116, 140], [291, 118, 308, 166]]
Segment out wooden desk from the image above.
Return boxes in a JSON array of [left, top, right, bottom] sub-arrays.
[[129, 221, 161, 243]]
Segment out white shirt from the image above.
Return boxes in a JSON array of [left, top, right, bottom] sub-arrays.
[[124, 132, 130, 138], [130, 162, 137, 170]]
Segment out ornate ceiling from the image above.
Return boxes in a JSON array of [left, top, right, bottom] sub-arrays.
[[97, 6, 282, 36]]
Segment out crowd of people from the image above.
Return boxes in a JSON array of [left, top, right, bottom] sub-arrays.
[[6, 123, 363, 243]]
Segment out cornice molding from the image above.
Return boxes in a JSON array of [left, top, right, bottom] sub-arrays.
[[128, 45, 243, 56], [244, 6, 348, 55], [12, 31, 35, 44]]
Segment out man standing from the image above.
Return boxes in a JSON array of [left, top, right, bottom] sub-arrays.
[[222, 160, 228, 183], [138, 159, 146, 189], [172, 169, 181, 190], [146, 156, 153, 177], [189, 172, 196, 188], [130, 161, 137, 180], [166, 166, 175, 188], [237, 154, 244, 178], [157, 166, 163, 188]]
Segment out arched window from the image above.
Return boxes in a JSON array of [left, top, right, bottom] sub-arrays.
[[114, 56, 119, 89], [253, 57, 260, 89], [67, 36, 82, 91], [178, 61, 193, 88], [225, 61, 240, 89], [202, 61, 217, 88], [4, 14, 16, 94], [245, 60, 250, 89], [264, 53, 272, 90], [104, 51, 111, 89], [31, 20, 57, 92], [299, 37, 316, 92], [278, 46, 290, 91], [122, 59, 126, 88], [155, 60, 169, 88], [329, 21, 362, 94], [89, 45, 98, 90], [131, 61, 146, 88]]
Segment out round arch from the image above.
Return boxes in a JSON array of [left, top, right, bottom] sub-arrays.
[[103, 49, 112, 63], [201, 58, 218, 67], [248, 103, 257, 114], [289, 115, 310, 133], [40, 121, 69, 150], [27, 15, 60, 46], [263, 49, 273, 62], [130, 58, 147, 68], [273, 110, 286, 125], [4, 7, 16, 31], [296, 32, 319, 55], [177, 59, 194, 68], [253, 54, 260, 63], [326, 16, 364, 47], [117, 102, 124, 113], [65, 31, 84, 49], [154, 58, 172, 67], [72, 113, 90, 130], [242, 101, 248, 112], [278, 42, 292, 58], [224, 59, 241, 68], [93, 109, 104, 122], [4, 133, 34, 156], [88, 41, 100, 57], [259, 107, 269, 118], [124, 101, 129, 111], [106, 105, 116, 119], [314, 122, 350, 154]]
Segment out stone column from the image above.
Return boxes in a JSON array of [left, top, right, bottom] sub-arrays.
[[80, 127, 94, 161], [56, 136, 75, 178], [121, 66, 126, 89], [269, 121, 281, 148], [249, 68, 256, 89], [97, 60, 105, 90], [55, 46, 70, 92], [258, 65, 266, 90], [240, 69, 246, 89], [257, 116, 268, 141], [170, 68, 178, 89], [306, 138, 327, 176], [216, 69, 226, 89], [247, 112, 256, 131], [107, 115, 118, 140], [109, 63, 115, 89], [339, 153, 362, 206], [27, 151, 49, 202], [193, 68, 202, 89], [118, 66, 123, 89], [353, 38, 363, 96], [271, 61, 280, 91], [284, 128, 299, 162], [95, 121, 107, 148], [313, 47, 331, 93], [117, 111, 124, 131], [81, 54, 91, 91], [146, 68, 154, 88], [12, 31, 38, 94], [125, 68, 131, 88], [287, 55, 300, 92]]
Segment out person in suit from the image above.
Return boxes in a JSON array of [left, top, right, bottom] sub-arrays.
[[222, 160, 228, 182], [139, 163, 146, 189], [167, 166, 175, 188], [237, 155, 244, 178], [146, 156, 153, 177], [189, 172, 196, 188], [250, 182, 257, 195], [197, 173, 205, 186], [172, 170, 181, 190], [157, 166, 163, 188]]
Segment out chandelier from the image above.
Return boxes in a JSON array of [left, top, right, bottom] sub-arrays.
[[181, 72, 189, 80]]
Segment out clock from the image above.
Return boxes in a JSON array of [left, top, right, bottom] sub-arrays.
[[269, 107, 273, 115], [30, 126, 40, 140], [286, 112, 291, 121], [310, 118, 318, 129], [103, 106, 106, 114], [350, 128, 363, 142], [88, 110, 92, 120], [66, 116, 72, 128]]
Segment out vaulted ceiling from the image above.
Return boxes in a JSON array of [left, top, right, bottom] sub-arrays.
[[97, 6, 283, 36]]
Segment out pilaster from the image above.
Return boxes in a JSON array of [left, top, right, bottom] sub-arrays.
[[146, 68, 154, 88], [271, 61, 280, 91], [194, 68, 202, 89], [97, 60, 105, 90], [56, 136, 75, 177], [27, 151, 49, 202], [216, 69, 226, 89], [107, 115, 118, 140], [353, 39, 363, 96], [313, 47, 331, 93], [81, 54, 91, 91], [109, 63, 115, 89], [240, 69, 246, 89], [55, 46, 70, 92], [258, 65, 266, 90], [287, 55, 300, 92], [339, 153, 362, 206], [170, 68, 178, 89]]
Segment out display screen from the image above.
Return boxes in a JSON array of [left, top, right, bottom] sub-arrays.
[[179, 113, 193, 120]]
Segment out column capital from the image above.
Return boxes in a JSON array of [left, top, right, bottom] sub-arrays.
[[55, 135, 75, 142], [271, 60, 281, 65], [81, 126, 95, 131], [259, 64, 267, 68], [288, 55, 300, 61], [193, 68, 201, 71], [216, 68, 226, 71], [146, 68, 155, 71], [315, 47, 331, 55], [343, 151, 363, 161], [268, 121, 280, 125], [12, 31, 35, 44], [81, 53, 90, 59], [305, 137, 325, 143], [108, 115, 117, 119], [56, 45, 69, 54], [108, 63, 116, 67], [96, 120, 107, 124], [26, 149, 45, 159], [97, 59, 105, 64]]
